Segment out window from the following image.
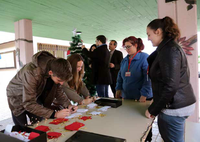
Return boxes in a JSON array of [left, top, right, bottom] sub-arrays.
[[37, 43, 69, 59], [0, 50, 16, 69]]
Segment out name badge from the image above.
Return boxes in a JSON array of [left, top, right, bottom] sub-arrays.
[[125, 72, 131, 77]]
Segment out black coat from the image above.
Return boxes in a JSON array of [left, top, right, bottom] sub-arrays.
[[110, 50, 123, 84], [82, 44, 112, 85], [147, 38, 196, 116]]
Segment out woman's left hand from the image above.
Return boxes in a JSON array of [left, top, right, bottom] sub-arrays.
[[145, 110, 151, 119], [82, 98, 93, 105], [145, 110, 155, 119], [139, 96, 146, 102]]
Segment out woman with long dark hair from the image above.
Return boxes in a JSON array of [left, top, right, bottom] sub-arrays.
[[145, 16, 196, 142]]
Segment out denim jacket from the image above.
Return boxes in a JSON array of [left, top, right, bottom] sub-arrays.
[[116, 52, 153, 99]]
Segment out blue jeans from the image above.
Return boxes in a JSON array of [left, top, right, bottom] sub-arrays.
[[158, 112, 187, 142], [96, 85, 108, 97]]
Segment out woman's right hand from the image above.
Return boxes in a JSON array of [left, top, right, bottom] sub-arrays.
[[82, 98, 93, 105], [55, 109, 71, 118], [115, 90, 122, 98]]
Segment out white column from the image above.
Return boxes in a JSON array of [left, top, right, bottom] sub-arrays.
[[14, 19, 34, 69], [157, 0, 199, 122]]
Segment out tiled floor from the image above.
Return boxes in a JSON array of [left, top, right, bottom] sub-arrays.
[[0, 82, 12, 121], [151, 117, 163, 142], [0, 117, 13, 131]]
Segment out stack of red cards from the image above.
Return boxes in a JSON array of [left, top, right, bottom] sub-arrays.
[[49, 118, 68, 125], [79, 116, 92, 121], [65, 122, 85, 131], [47, 132, 62, 139], [28, 132, 40, 140], [35, 125, 50, 132]]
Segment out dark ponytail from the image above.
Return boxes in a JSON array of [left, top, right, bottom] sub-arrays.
[[147, 16, 180, 40]]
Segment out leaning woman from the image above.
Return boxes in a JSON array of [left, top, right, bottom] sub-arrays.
[[62, 54, 93, 105]]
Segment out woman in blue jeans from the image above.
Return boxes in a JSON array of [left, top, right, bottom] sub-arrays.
[[145, 16, 196, 142]]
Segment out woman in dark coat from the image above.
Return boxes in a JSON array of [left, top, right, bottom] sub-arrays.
[[145, 16, 196, 142]]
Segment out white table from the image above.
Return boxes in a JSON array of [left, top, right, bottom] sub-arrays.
[[34, 100, 153, 142]]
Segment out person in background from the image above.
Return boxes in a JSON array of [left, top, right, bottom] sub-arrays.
[[109, 40, 123, 97], [115, 36, 153, 102], [88, 44, 96, 69], [86, 44, 97, 96], [89, 44, 97, 52], [82, 35, 112, 97], [145, 16, 196, 142], [7, 51, 77, 126], [62, 54, 93, 105]]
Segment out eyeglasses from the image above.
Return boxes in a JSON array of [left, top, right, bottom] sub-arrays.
[[123, 45, 132, 49]]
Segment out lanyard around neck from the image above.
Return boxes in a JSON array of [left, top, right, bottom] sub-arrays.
[[128, 50, 141, 71]]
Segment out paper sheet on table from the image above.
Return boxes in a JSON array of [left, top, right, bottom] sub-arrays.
[[77, 109, 88, 113], [4, 124, 13, 135], [97, 106, 111, 112], [87, 103, 97, 109], [66, 113, 82, 119], [9, 132, 31, 142], [89, 111, 102, 115]]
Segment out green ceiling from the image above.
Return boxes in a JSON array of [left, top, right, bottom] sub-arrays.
[[0, 0, 199, 44]]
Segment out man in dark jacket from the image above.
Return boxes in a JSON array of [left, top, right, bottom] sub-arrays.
[[82, 35, 112, 97], [109, 40, 123, 97], [7, 51, 77, 126]]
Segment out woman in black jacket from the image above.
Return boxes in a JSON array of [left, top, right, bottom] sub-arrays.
[[145, 16, 196, 142]]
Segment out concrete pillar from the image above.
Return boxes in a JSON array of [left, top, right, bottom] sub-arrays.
[[157, 0, 199, 122], [14, 19, 34, 69]]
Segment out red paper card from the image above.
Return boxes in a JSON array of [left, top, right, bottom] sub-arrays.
[[47, 132, 62, 139], [35, 125, 50, 132], [49, 118, 68, 125], [28, 132, 40, 140], [65, 122, 85, 131], [79, 116, 92, 121]]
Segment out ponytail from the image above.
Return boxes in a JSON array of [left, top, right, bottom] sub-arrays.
[[122, 36, 145, 51], [162, 17, 180, 40], [147, 16, 180, 40], [137, 38, 144, 51]]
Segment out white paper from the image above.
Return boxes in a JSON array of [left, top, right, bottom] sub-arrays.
[[97, 106, 111, 112], [90, 111, 102, 115], [4, 124, 13, 135], [77, 109, 88, 113], [65, 112, 82, 119], [10, 132, 30, 141], [87, 103, 97, 109]]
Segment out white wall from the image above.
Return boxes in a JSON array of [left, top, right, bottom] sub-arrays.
[[198, 33, 200, 71]]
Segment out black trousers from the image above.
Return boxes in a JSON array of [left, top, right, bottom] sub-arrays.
[[12, 111, 43, 126]]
